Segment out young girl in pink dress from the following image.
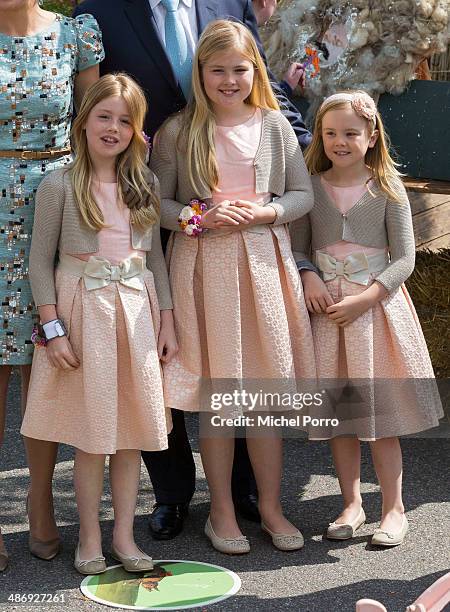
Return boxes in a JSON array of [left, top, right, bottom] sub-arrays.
[[151, 20, 315, 554], [291, 91, 443, 547], [21, 74, 177, 574]]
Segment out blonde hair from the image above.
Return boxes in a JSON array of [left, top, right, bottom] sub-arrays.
[[305, 91, 405, 203], [178, 19, 279, 194], [71, 73, 159, 230]]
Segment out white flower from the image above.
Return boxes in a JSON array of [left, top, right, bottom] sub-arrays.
[[179, 206, 195, 222], [184, 224, 195, 236]]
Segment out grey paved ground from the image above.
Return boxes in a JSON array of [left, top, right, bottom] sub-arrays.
[[1, 371, 449, 612]]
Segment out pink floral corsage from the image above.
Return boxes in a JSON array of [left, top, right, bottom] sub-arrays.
[[178, 198, 208, 237], [31, 325, 47, 347]]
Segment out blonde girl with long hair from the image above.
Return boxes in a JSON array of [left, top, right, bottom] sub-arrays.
[[21, 73, 177, 574], [151, 19, 316, 554], [291, 91, 442, 547]]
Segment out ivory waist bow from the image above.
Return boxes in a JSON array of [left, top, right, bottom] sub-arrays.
[[58, 255, 145, 291], [316, 251, 387, 286]]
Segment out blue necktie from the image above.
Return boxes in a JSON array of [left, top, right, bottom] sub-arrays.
[[160, 0, 192, 99]]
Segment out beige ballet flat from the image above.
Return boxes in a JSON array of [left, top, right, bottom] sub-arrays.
[[26, 494, 61, 560], [261, 522, 304, 551], [29, 535, 61, 561], [74, 542, 106, 575], [111, 544, 153, 572], [0, 550, 8, 572], [371, 515, 408, 547], [0, 530, 8, 572], [327, 508, 366, 540], [204, 516, 250, 554]]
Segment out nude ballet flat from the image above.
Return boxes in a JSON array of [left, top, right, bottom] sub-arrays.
[[0, 550, 8, 572], [204, 516, 250, 554], [110, 544, 153, 572], [26, 494, 60, 561], [327, 508, 366, 540], [74, 542, 106, 575], [29, 535, 61, 561], [371, 515, 408, 547], [0, 529, 8, 572], [261, 522, 304, 551]]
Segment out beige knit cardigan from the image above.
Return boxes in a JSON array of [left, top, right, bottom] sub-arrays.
[[150, 109, 314, 231], [290, 174, 416, 293], [29, 167, 173, 309]]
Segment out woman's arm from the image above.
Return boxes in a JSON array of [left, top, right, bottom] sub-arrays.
[[74, 64, 99, 111]]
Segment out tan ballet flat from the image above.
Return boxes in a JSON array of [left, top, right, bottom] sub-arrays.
[[111, 544, 153, 572], [204, 516, 250, 554], [0, 530, 9, 572], [261, 522, 304, 551], [371, 515, 408, 547], [0, 551, 8, 572], [29, 535, 61, 561], [26, 494, 60, 560], [327, 508, 366, 540], [74, 542, 106, 575]]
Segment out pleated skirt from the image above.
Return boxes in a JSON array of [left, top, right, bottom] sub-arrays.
[[21, 265, 172, 454], [163, 225, 317, 412], [306, 276, 443, 440]]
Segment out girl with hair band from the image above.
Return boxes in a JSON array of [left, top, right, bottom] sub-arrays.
[[291, 91, 443, 547], [151, 19, 316, 554], [21, 73, 177, 574]]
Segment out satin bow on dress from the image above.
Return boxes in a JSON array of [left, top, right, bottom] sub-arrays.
[[315, 251, 387, 286], [83, 256, 145, 291]]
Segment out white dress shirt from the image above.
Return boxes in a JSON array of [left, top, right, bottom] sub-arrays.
[[149, 0, 198, 57]]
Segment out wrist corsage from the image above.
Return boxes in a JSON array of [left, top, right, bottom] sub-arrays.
[[178, 198, 207, 237], [31, 325, 47, 347]]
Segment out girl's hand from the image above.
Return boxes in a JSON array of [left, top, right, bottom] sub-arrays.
[[326, 281, 389, 327], [158, 310, 178, 364], [300, 270, 334, 314], [46, 336, 80, 370], [202, 200, 254, 229], [226, 200, 276, 226], [326, 294, 371, 327]]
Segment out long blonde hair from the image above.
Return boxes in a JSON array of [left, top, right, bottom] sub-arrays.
[[305, 91, 406, 203], [71, 73, 159, 230], [178, 19, 279, 194]]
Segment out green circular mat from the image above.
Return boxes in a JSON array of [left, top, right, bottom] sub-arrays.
[[80, 560, 241, 610]]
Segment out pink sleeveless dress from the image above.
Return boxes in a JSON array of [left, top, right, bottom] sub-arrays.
[[307, 177, 440, 440], [22, 182, 171, 454], [163, 110, 316, 411]]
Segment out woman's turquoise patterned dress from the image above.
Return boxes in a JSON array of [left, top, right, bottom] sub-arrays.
[[0, 13, 104, 364]]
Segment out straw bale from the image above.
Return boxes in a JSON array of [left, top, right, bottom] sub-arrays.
[[405, 248, 450, 377]]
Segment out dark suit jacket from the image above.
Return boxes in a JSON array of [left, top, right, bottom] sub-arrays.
[[74, 0, 311, 147]]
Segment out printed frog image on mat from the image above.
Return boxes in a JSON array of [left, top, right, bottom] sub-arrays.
[[81, 560, 241, 610], [128, 566, 173, 593]]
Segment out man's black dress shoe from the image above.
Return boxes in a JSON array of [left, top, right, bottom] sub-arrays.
[[233, 494, 261, 523], [149, 503, 189, 540]]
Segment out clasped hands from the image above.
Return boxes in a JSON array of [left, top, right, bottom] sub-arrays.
[[201, 199, 276, 230], [300, 270, 374, 327]]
